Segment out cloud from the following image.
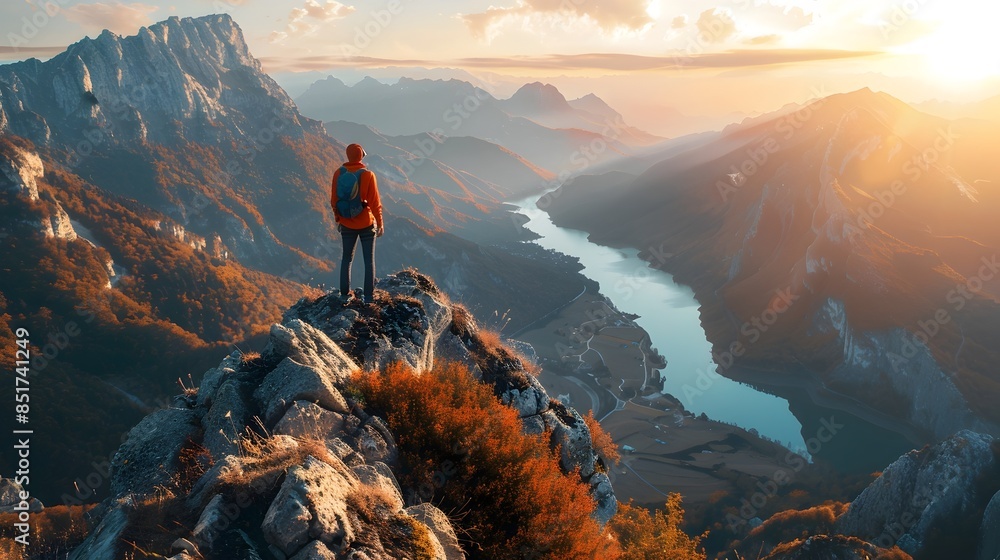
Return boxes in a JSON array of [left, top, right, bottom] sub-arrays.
[[746, 34, 780, 46], [0, 46, 66, 61], [63, 2, 159, 35], [259, 49, 882, 74], [271, 0, 355, 43], [462, 0, 653, 41], [671, 15, 688, 30], [696, 8, 737, 44]]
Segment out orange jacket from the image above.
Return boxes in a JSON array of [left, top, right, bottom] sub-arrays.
[[331, 162, 383, 230]]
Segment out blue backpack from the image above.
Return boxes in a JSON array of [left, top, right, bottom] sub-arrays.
[[335, 166, 368, 219]]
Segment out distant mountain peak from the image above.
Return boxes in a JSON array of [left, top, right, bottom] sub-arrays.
[[507, 81, 572, 113], [569, 92, 622, 121]]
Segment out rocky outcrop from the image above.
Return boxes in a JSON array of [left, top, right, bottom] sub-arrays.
[[70, 270, 616, 558], [761, 535, 910, 560], [40, 200, 79, 240], [837, 430, 998, 557], [980, 490, 1000, 560], [813, 298, 993, 441], [0, 142, 43, 200], [0, 479, 44, 514]]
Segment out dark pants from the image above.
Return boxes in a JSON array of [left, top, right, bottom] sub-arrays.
[[340, 225, 376, 302]]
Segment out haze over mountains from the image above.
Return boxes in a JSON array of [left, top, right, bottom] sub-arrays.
[[295, 75, 663, 171], [544, 87, 1000, 442]]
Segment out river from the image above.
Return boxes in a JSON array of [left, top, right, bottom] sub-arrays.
[[510, 195, 809, 452], [511, 194, 921, 470]]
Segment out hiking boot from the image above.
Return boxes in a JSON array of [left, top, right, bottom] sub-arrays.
[[339, 292, 355, 304]]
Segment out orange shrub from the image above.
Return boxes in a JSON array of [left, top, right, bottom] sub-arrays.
[[611, 496, 706, 560], [583, 410, 620, 466], [355, 361, 620, 560]]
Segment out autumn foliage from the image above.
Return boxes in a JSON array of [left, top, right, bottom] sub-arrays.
[[611, 496, 706, 560], [355, 361, 620, 559]]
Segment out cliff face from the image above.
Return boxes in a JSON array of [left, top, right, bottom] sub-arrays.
[[837, 430, 998, 557], [811, 298, 992, 440], [0, 14, 319, 147], [69, 271, 615, 559]]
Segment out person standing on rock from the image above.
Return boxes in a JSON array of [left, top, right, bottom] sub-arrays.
[[332, 143, 384, 304]]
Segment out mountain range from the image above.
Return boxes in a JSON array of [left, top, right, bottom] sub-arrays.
[[295, 76, 663, 172], [3, 11, 1000, 560], [0, 14, 599, 506], [543, 87, 1000, 442]]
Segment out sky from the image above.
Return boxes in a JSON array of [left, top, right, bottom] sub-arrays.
[[2, 1, 1000, 135]]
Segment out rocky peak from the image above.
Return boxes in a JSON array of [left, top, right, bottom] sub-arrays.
[[505, 81, 573, 114], [0, 14, 319, 147], [69, 270, 615, 559]]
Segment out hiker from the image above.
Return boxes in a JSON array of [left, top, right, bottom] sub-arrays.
[[332, 143, 384, 304]]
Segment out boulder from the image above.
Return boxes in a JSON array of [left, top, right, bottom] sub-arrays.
[[838, 430, 996, 555], [589, 473, 618, 526], [262, 455, 360, 557], [196, 351, 240, 408], [543, 406, 597, 478], [275, 400, 347, 440], [290, 540, 337, 560], [407, 503, 465, 560], [980, 490, 1000, 560], [201, 378, 249, 458], [68, 501, 130, 560], [109, 406, 201, 499], [254, 357, 350, 427], [265, 319, 358, 385], [351, 463, 404, 512]]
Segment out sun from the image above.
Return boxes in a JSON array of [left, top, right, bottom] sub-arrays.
[[904, 5, 1000, 83]]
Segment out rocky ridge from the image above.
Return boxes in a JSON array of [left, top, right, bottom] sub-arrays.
[[0, 14, 320, 147], [68, 270, 615, 559]]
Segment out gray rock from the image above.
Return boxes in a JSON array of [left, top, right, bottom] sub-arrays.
[[262, 455, 360, 557], [0, 478, 45, 514], [434, 333, 482, 376], [503, 381, 549, 418], [265, 320, 358, 386], [838, 429, 996, 555], [351, 418, 398, 465], [815, 298, 996, 440], [201, 378, 248, 459], [110, 406, 201, 499], [407, 503, 465, 560], [191, 494, 229, 551], [69, 502, 130, 560], [588, 472, 618, 526], [275, 400, 347, 440], [186, 455, 241, 510], [196, 351, 240, 408], [42, 201, 78, 240], [0, 478, 24, 508], [980, 490, 1000, 560], [351, 464, 404, 512], [0, 144, 43, 200], [543, 407, 597, 478], [170, 537, 200, 556], [254, 357, 350, 428], [290, 541, 337, 560], [521, 415, 546, 435]]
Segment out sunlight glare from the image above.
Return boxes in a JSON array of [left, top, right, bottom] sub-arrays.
[[909, 4, 1000, 82], [646, 0, 662, 21]]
